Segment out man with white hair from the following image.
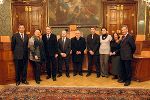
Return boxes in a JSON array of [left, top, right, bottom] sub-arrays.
[[71, 30, 86, 76], [57, 30, 71, 78]]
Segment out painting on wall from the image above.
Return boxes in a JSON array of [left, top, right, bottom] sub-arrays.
[[48, 0, 100, 26]]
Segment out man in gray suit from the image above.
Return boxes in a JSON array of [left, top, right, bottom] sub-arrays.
[[11, 25, 29, 86], [57, 30, 71, 77]]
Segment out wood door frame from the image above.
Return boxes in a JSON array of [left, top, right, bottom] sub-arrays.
[[103, 1, 138, 36], [11, 1, 47, 34]]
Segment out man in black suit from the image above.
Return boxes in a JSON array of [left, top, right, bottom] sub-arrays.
[[119, 25, 136, 86], [71, 30, 86, 76], [42, 26, 58, 81], [86, 27, 100, 78], [57, 30, 71, 78], [11, 25, 29, 86]]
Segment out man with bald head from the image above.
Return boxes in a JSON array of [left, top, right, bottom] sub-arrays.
[[57, 30, 71, 78], [71, 30, 86, 76]]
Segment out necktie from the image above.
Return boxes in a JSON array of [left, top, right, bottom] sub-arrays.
[[62, 37, 65, 50], [47, 34, 50, 39], [21, 34, 24, 41], [92, 34, 93, 39]]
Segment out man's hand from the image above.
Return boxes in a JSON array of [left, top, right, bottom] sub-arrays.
[[35, 55, 38, 60], [55, 54, 58, 58], [89, 50, 94, 55]]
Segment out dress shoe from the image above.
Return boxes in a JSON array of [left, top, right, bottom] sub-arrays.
[[105, 75, 109, 78], [86, 73, 91, 77], [112, 75, 118, 79], [73, 73, 77, 76], [39, 79, 42, 81], [36, 81, 40, 84], [46, 76, 51, 79], [96, 74, 100, 78], [79, 73, 83, 76], [16, 82, 20, 86], [52, 77, 56, 81], [124, 82, 131, 86], [118, 79, 125, 83], [66, 74, 70, 78], [22, 81, 29, 85], [57, 74, 62, 77]]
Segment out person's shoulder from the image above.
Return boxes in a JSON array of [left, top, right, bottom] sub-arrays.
[[66, 37, 70, 40]]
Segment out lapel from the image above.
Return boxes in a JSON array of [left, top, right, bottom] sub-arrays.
[[17, 33, 24, 42], [121, 34, 129, 47]]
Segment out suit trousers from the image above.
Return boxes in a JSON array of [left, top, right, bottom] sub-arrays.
[[120, 60, 132, 82], [73, 62, 83, 74], [14, 59, 28, 82], [58, 57, 70, 75], [30, 61, 41, 82], [46, 56, 57, 78], [87, 54, 100, 75]]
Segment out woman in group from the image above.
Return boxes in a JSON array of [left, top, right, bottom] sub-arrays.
[[28, 29, 46, 84], [110, 33, 121, 80], [99, 27, 112, 77]]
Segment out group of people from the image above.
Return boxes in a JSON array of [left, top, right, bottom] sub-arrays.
[[11, 25, 136, 86]]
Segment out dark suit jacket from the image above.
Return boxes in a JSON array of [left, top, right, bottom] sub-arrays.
[[120, 33, 136, 60], [87, 33, 100, 55], [11, 33, 29, 60], [58, 37, 71, 57], [71, 37, 86, 62], [42, 33, 58, 58]]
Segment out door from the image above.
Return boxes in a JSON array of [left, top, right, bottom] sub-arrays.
[[12, 3, 46, 36], [104, 2, 137, 38]]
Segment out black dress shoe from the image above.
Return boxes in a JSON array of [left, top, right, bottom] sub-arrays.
[[96, 74, 100, 78], [36, 81, 40, 84], [73, 73, 77, 76], [118, 79, 125, 83], [57, 74, 62, 77], [112, 75, 118, 79], [39, 79, 42, 81], [86, 73, 91, 77], [46, 76, 51, 79], [66, 74, 70, 78], [16, 82, 20, 86], [52, 77, 56, 81], [22, 81, 29, 85], [79, 73, 83, 76], [124, 82, 131, 86]]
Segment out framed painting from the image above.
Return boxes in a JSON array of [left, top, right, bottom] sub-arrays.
[[48, 0, 101, 26]]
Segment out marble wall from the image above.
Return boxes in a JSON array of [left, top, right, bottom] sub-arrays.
[[0, 0, 12, 36], [137, 0, 146, 35]]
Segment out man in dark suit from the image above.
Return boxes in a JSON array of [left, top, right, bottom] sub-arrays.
[[57, 30, 71, 78], [86, 27, 100, 78], [42, 26, 58, 81], [71, 30, 86, 76], [119, 25, 136, 86], [11, 25, 29, 86]]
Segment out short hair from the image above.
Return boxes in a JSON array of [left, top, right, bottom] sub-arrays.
[[101, 27, 107, 31], [18, 24, 24, 28], [90, 26, 97, 30], [121, 25, 128, 30], [62, 30, 67, 34], [35, 29, 41, 33], [46, 26, 51, 29]]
